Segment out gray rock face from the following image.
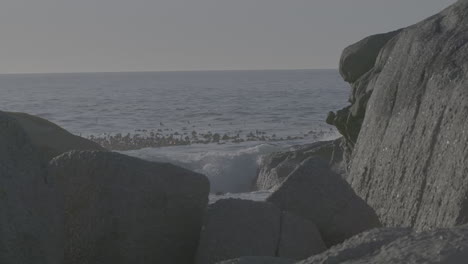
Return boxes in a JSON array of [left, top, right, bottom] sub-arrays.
[[297, 228, 411, 264], [298, 225, 468, 264], [5, 111, 105, 162], [0, 112, 63, 264], [267, 158, 381, 247], [48, 150, 210, 264], [255, 139, 344, 191], [195, 199, 326, 264], [217, 257, 294, 264], [327, 30, 401, 167], [337, 1, 468, 229]]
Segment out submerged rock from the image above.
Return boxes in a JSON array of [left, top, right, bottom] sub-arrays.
[[298, 225, 468, 264], [0, 112, 62, 264], [267, 158, 381, 247], [5, 111, 105, 162], [333, 0, 468, 229], [48, 150, 209, 264], [255, 139, 345, 191], [196, 199, 326, 264]]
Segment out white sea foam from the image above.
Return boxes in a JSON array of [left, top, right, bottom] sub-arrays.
[[122, 142, 284, 193], [122, 128, 342, 194], [209, 191, 273, 204]]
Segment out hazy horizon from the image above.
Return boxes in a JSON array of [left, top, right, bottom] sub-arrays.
[[0, 0, 457, 74], [0, 68, 339, 76]]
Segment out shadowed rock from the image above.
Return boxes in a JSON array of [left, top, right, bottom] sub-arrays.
[[196, 199, 281, 264], [339, 30, 402, 83], [217, 257, 294, 264], [334, 0, 468, 229], [0, 112, 63, 264], [298, 225, 468, 264], [279, 211, 327, 259], [267, 158, 381, 247], [196, 199, 326, 264], [5, 111, 105, 162], [48, 150, 209, 264]]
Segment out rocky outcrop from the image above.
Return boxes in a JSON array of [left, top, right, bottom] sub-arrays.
[[326, 30, 401, 167], [267, 158, 381, 247], [217, 257, 294, 264], [5, 111, 105, 162], [48, 150, 210, 264], [255, 139, 344, 191], [331, 0, 468, 230], [298, 225, 468, 264], [195, 199, 326, 264], [339, 30, 402, 84], [0, 112, 63, 264]]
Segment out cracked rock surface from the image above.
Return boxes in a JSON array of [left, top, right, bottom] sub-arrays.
[[255, 139, 345, 191], [330, 0, 468, 229], [267, 158, 381, 247]]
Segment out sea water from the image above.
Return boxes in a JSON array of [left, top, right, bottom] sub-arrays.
[[0, 69, 349, 193]]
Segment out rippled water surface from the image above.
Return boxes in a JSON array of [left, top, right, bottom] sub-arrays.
[[0, 69, 349, 192], [1, 70, 348, 136]]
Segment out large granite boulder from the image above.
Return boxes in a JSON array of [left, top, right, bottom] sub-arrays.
[[48, 150, 210, 264], [196, 199, 326, 264], [0, 112, 63, 264], [327, 30, 401, 167], [217, 257, 294, 264], [331, 1, 468, 229], [255, 139, 345, 191], [5, 111, 105, 162], [298, 225, 468, 264], [267, 158, 381, 247]]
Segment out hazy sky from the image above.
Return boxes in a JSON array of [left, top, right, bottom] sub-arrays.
[[0, 0, 457, 73]]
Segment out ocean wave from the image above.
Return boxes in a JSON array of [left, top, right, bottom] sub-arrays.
[[122, 142, 283, 193], [120, 126, 342, 194]]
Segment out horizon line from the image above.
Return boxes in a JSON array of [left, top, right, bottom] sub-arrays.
[[0, 68, 338, 76]]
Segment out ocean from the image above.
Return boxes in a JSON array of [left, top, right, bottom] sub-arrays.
[[0, 69, 349, 193]]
